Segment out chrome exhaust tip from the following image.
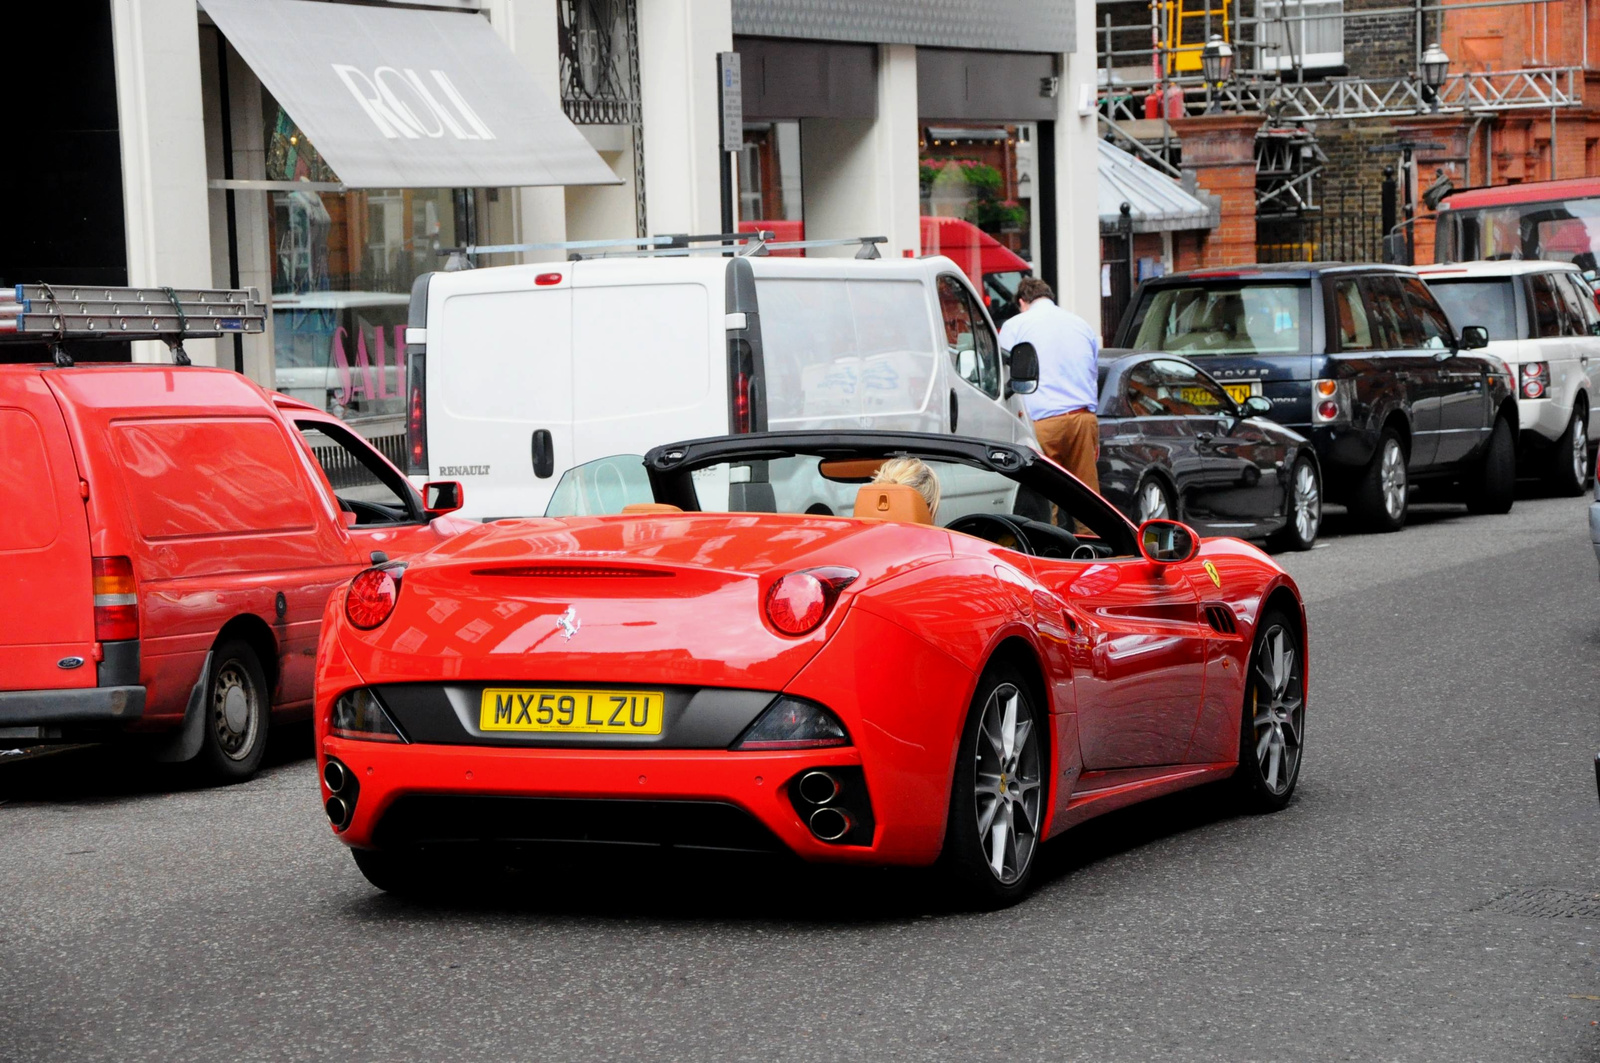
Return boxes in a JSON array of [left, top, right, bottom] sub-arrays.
[[808, 806, 852, 842], [322, 759, 348, 794], [797, 770, 841, 806], [325, 795, 350, 828]]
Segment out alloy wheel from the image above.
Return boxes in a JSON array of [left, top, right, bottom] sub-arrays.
[[1250, 625, 1304, 796], [1293, 462, 1321, 543], [1380, 439, 1406, 521], [1138, 480, 1170, 522], [972, 683, 1041, 885], [1573, 411, 1589, 486], [212, 662, 259, 762]]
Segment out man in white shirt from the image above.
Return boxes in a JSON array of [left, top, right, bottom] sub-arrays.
[[998, 277, 1102, 493]]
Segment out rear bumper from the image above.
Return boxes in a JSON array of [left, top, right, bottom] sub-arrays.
[[0, 685, 145, 725], [317, 735, 922, 865]]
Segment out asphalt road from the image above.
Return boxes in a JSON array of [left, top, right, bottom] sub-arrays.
[[4, 489, 1600, 1062]]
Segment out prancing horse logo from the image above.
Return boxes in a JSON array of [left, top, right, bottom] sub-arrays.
[[556, 606, 580, 640]]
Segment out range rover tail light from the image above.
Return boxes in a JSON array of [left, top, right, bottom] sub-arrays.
[[1520, 362, 1550, 399], [1312, 379, 1349, 423], [92, 556, 138, 641]]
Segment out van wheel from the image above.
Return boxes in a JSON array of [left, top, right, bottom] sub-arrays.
[[1547, 403, 1589, 496], [1466, 416, 1516, 515], [1350, 429, 1408, 533], [195, 640, 269, 782]]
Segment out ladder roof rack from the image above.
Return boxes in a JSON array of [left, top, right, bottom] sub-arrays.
[[0, 284, 265, 367], [438, 233, 886, 268]]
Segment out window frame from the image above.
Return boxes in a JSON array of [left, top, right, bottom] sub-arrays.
[[937, 274, 1002, 400], [292, 417, 425, 526]]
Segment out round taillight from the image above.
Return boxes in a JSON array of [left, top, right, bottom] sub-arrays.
[[1315, 379, 1338, 397], [766, 572, 827, 635], [1524, 362, 1544, 377], [346, 568, 398, 629], [1316, 400, 1340, 420], [1523, 379, 1545, 398]]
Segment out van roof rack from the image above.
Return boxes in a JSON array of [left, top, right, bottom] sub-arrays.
[[437, 233, 886, 269], [0, 284, 265, 367]]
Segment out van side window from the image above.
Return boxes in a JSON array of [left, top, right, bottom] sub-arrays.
[[295, 420, 418, 526], [1331, 279, 1375, 351], [937, 275, 1001, 399], [1526, 273, 1565, 338]]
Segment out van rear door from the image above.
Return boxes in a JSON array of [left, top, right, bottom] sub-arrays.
[[426, 268, 574, 519], [0, 370, 95, 691]]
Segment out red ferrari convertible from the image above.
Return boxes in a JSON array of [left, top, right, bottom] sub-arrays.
[[313, 432, 1307, 907]]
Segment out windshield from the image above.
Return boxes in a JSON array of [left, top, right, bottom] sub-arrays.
[[545, 444, 1139, 560], [1128, 283, 1305, 355], [1424, 279, 1518, 341], [1440, 198, 1600, 270]]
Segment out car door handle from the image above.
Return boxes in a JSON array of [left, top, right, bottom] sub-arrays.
[[1196, 432, 1216, 444], [531, 429, 554, 479]]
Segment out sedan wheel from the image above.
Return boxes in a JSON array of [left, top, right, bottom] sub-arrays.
[[1233, 611, 1304, 812], [942, 665, 1044, 908], [1268, 457, 1320, 552]]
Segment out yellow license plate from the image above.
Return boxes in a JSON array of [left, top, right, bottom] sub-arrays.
[[1222, 382, 1257, 404], [479, 688, 664, 734]]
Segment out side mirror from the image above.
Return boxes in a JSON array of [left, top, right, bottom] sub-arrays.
[[1006, 341, 1040, 397], [1457, 325, 1489, 350], [423, 480, 465, 517], [957, 347, 978, 382], [1138, 518, 1200, 564], [1241, 394, 1274, 417]]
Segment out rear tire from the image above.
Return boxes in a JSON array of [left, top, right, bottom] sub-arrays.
[[1547, 402, 1590, 497], [1232, 610, 1305, 814], [1267, 455, 1320, 552], [193, 640, 269, 783], [1349, 429, 1408, 533], [941, 662, 1046, 910], [1466, 416, 1516, 514]]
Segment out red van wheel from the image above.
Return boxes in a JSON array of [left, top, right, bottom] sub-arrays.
[[196, 640, 270, 782]]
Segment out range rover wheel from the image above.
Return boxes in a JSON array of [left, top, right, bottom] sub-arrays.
[[941, 662, 1045, 910], [195, 639, 270, 782], [1350, 429, 1408, 533], [1267, 455, 1321, 552], [1548, 403, 1590, 497], [1466, 416, 1516, 515], [1232, 610, 1304, 814]]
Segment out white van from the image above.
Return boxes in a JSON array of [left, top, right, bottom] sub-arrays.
[[401, 253, 1041, 520]]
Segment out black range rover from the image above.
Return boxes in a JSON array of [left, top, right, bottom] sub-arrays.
[[1112, 263, 1516, 531]]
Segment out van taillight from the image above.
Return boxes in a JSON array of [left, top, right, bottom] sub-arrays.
[[406, 350, 427, 475], [92, 556, 138, 642], [733, 370, 752, 433], [729, 338, 754, 434]]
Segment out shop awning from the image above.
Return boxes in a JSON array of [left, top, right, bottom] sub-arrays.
[[1098, 140, 1218, 235], [202, 0, 618, 189]]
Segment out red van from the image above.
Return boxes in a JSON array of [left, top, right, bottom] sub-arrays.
[[0, 362, 468, 780]]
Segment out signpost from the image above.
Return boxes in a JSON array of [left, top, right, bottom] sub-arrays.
[[717, 51, 742, 237]]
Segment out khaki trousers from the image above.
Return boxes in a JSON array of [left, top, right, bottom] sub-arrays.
[[1032, 410, 1101, 494]]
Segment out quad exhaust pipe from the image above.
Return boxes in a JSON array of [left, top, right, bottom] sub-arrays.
[[322, 755, 357, 831], [797, 770, 840, 806], [808, 806, 853, 842]]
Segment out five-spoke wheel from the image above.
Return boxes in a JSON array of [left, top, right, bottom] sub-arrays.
[[1234, 610, 1305, 812]]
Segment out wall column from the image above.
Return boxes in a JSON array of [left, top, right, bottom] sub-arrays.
[[112, 0, 216, 364], [799, 44, 921, 259], [1170, 114, 1265, 267], [1055, 0, 1102, 326], [1393, 115, 1472, 265], [486, 0, 569, 260], [638, 0, 731, 236]]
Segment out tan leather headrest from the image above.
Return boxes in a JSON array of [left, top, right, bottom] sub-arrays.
[[853, 483, 933, 525], [622, 503, 683, 514]]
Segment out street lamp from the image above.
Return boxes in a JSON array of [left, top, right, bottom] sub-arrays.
[[1201, 35, 1234, 114], [1420, 43, 1450, 110]]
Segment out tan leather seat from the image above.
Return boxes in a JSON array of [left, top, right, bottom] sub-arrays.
[[852, 483, 933, 526], [621, 503, 683, 514]]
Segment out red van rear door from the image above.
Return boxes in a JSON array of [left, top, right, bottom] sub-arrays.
[[0, 369, 95, 690]]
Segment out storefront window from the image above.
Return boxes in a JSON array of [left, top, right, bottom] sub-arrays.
[[739, 121, 803, 250], [919, 123, 1039, 324], [264, 98, 483, 439]]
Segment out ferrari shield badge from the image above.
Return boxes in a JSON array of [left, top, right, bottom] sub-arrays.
[[1202, 560, 1221, 588]]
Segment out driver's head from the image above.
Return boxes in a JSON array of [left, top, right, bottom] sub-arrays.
[[873, 457, 941, 520]]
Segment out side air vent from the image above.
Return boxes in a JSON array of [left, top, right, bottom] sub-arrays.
[[469, 565, 674, 579], [1203, 605, 1238, 635]]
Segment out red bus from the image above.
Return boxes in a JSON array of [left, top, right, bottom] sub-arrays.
[[1435, 177, 1600, 273]]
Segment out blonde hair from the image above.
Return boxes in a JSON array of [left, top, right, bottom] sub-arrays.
[[873, 457, 941, 519]]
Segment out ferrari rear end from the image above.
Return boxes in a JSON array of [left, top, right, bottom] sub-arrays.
[[313, 514, 965, 882]]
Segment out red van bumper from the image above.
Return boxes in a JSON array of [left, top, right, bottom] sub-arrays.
[[0, 686, 145, 726]]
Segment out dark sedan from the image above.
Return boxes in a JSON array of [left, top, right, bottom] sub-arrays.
[[1096, 353, 1323, 551]]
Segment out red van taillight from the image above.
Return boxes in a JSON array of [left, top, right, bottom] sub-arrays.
[[764, 567, 858, 636], [345, 567, 400, 629], [92, 556, 138, 641]]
